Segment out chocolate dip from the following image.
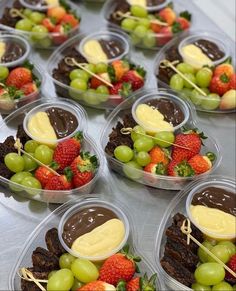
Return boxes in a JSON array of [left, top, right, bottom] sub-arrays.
[[194, 39, 225, 61], [1, 42, 25, 63], [146, 0, 165, 6], [147, 98, 185, 126], [99, 39, 125, 60], [62, 206, 118, 247], [192, 186, 236, 217], [46, 107, 78, 139]]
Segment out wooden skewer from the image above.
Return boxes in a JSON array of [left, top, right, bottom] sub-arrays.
[[65, 57, 114, 88], [10, 8, 27, 19], [181, 219, 236, 278], [120, 127, 191, 150], [18, 268, 47, 291]]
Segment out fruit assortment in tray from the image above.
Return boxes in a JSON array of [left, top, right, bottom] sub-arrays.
[[47, 31, 147, 109], [103, 0, 192, 49], [0, 0, 80, 49], [155, 31, 236, 113], [9, 196, 163, 291], [155, 176, 236, 291], [0, 98, 103, 203], [100, 89, 221, 190]]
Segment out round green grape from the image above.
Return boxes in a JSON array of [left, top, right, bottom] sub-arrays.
[[131, 125, 146, 142], [23, 8, 33, 17], [201, 93, 220, 110], [96, 62, 108, 74], [183, 73, 197, 89], [130, 32, 141, 45], [71, 279, 83, 291], [39, 37, 52, 48], [217, 241, 236, 257], [4, 153, 24, 173], [192, 283, 212, 291], [114, 145, 134, 163], [59, 253, 76, 269], [15, 19, 33, 31], [194, 263, 225, 286], [181, 88, 192, 101], [83, 89, 100, 105], [130, 5, 148, 18], [24, 140, 39, 153], [30, 12, 45, 24], [170, 74, 184, 90], [71, 259, 99, 283], [121, 18, 137, 31], [212, 281, 233, 291], [233, 284, 236, 291], [196, 68, 213, 88], [138, 18, 150, 28], [134, 25, 148, 38], [207, 245, 230, 264], [0, 66, 9, 80], [48, 271, 57, 279], [143, 31, 156, 48], [176, 63, 195, 74], [31, 25, 48, 40], [136, 151, 151, 166], [10, 172, 32, 192], [123, 161, 142, 180], [23, 153, 37, 171], [134, 137, 154, 152], [84, 63, 96, 74], [190, 89, 203, 106], [154, 131, 175, 148], [198, 241, 214, 263], [47, 269, 74, 291], [96, 85, 109, 102], [21, 176, 42, 195], [34, 145, 53, 165], [70, 79, 88, 91], [69, 69, 90, 82]]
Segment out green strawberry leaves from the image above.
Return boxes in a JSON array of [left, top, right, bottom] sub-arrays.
[[179, 10, 192, 21]]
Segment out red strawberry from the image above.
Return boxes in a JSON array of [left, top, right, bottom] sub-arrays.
[[171, 130, 204, 162], [99, 246, 141, 285], [109, 82, 132, 97], [229, 74, 236, 90], [6, 67, 32, 89], [159, 7, 176, 25], [20, 82, 38, 95], [213, 63, 234, 78], [150, 22, 162, 33], [79, 281, 116, 291], [52, 132, 82, 172], [44, 173, 72, 190], [167, 160, 195, 177], [60, 13, 79, 28], [110, 60, 130, 81], [158, 26, 173, 46], [175, 17, 190, 30], [52, 24, 69, 45], [144, 162, 167, 175], [149, 146, 169, 166], [90, 73, 111, 89], [35, 166, 55, 188], [126, 273, 157, 291], [210, 73, 230, 96], [188, 154, 213, 175], [225, 254, 236, 285], [42, 18, 55, 32], [121, 69, 145, 91], [47, 6, 66, 23]]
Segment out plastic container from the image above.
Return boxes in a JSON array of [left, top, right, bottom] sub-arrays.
[[8, 195, 164, 290], [46, 30, 149, 110], [127, 0, 171, 12], [186, 179, 236, 241], [79, 30, 130, 64], [154, 30, 235, 113], [100, 88, 222, 190], [19, 0, 58, 11], [0, 34, 30, 67], [0, 0, 80, 49], [0, 97, 104, 204], [58, 199, 130, 261], [131, 91, 190, 133], [23, 101, 80, 145], [102, 0, 193, 50], [154, 176, 235, 291]]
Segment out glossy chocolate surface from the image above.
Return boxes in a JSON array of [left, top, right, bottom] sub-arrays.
[[194, 39, 225, 61]]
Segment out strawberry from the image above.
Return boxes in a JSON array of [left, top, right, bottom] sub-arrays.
[[99, 245, 141, 286], [70, 152, 98, 187], [144, 162, 167, 175], [44, 172, 72, 190], [52, 24, 69, 45], [79, 281, 116, 291], [225, 254, 236, 285], [121, 69, 145, 91], [52, 132, 82, 172], [109, 82, 132, 97], [167, 160, 195, 177], [158, 26, 173, 46], [159, 7, 176, 25], [35, 166, 55, 188], [60, 13, 79, 28], [47, 6, 66, 23], [175, 17, 190, 30], [110, 60, 130, 81], [90, 73, 110, 89], [150, 22, 162, 33], [213, 63, 234, 78], [209, 73, 230, 96], [126, 273, 157, 291], [149, 146, 169, 166], [6, 67, 32, 89], [229, 74, 236, 90], [42, 18, 55, 32], [20, 82, 37, 95], [171, 129, 205, 162], [188, 154, 214, 174]]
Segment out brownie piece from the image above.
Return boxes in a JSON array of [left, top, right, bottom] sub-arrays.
[[45, 228, 66, 257], [108, 0, 131, 26], [32, 247, 59, 271], [0, 0, 24, 28], [0, 162, 13, 179], [16, 124, 31, 146], [21, 267, 48, 291], [0, 136, 16, 162]]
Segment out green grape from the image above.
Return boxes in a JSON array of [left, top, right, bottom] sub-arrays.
[[194, 263, 225, 286], [183, 73, 197, 89], [70, 79, 88, 91], [71, 279, 83, 291], [69, 88, 83, 101], [131, 125, 146, 142], [96, 85, 109, 102], [0, 66, 9, 80], [30, 12, 45, 24], [217, 241, 236, 257], [71, 258, 99, 283], [136, 151, 151, 166], [48, 270, 57, 279], [196, 68, 213, 88], [190, 89, 203, 106], [21, 177, 42, 195], [39, 37, 52, 48], [23, 153, 37, 171], [10, 172, 32, 192], [201, 93, 220, 110], [4, 153, 24, 173], [212, 281, 233, 291], [176, 63, 195, 74], [114, 145, 134, 163], [143, 30, 156, 48], [23, 8, 33, 17], [123, 161, 142, 180], [83, 63, 96, 74], [47, 269, 74, 291], [207, 245, 230, 264], [130, 32, 141, 45], [83, 89, 100, 105], [134, 25, 148, 38], [192, 283, 212, 291], [181, 88, 192, 101], [134, 137, 154, 152], [69, 69, 89, 82], [31, 25, 48, 40], [24, 140, 39, 153], [233, 285, 236, 291], [59, 253, 76, 269], [170, 74, 184, 90], [154, 131, 175, 148], [34, 145, 53, 165], [130, 5, 148, 18], [198, 241, 214, 263], [138, 18, 150, 28], [121, 18, 137, 31], [96, 62, 108, 73], [15, 19, 33, 31]]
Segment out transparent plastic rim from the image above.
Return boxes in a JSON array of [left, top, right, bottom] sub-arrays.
[[19, 0, 58, 11], [154, 175, 236, 291], [127, 0, 171, 12], [58, 199, 130, 261]]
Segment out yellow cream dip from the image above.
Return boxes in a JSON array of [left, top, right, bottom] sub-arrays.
[[0, 41, 6, 61], [128, 0, 146, 7], [83, 40, 108, 64], [190, 205, 236, 237], [181, 44, 213, 69], [71, 219, 125, 257]]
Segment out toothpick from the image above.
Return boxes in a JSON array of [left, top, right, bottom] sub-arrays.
[[10, 8, 27, 19], [160, 60, 208, 97], [181, 219, 236, 278], [18, 268, 47, 291], [65, 57, 114, 88]]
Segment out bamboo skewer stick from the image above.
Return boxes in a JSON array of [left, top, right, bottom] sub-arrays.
[[18, 268, 47, 291]]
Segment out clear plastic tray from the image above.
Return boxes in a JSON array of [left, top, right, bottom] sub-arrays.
[[154, 30, 235, 113], [154, 175, 236, 291], [0, 0, 81, 49], [8, 194, 164, 290], [0, 97, 104, 204], [100, 88, 222, 190]]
